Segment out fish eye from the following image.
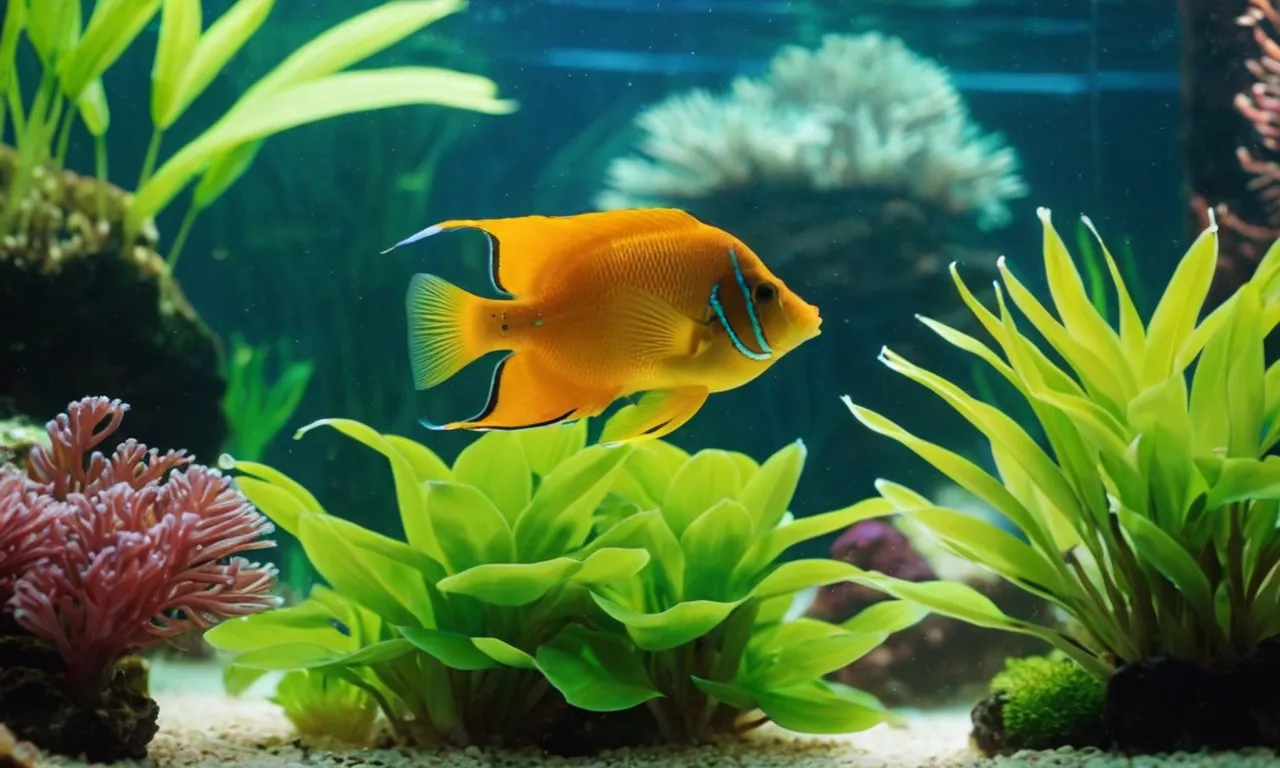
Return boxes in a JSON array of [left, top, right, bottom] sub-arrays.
[[754, 282, 776, 304]]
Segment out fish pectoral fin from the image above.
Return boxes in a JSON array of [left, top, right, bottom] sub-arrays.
[[599, 387, 710, 445], [427, 351, 607, 432], [613, 289, 709, 360], [389, 209, 706, 297]]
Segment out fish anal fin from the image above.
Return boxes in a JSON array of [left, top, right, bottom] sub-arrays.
[[429, 209, 706, 296], [435, 351, 613, 432], [599, 387, 709, 445], [612, 289, 709, 360]]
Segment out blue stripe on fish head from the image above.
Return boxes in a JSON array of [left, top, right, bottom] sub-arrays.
[[727, 247, 773, 357]]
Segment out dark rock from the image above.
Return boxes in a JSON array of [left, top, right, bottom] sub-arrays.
[[1105, 642, 1280, 753], [969, 692, 1008, 756], [0, 631, 159, 762], [0, 145, 228, 463]]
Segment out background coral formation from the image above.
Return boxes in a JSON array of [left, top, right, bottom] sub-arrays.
[[598, 32, 1026, 231]]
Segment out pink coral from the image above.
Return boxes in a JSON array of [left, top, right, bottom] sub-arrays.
[[0, 396, 280, 699]]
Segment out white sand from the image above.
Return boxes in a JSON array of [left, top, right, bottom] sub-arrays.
[[24, 659, 1280, 767]]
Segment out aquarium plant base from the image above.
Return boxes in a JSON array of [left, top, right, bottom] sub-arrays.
[[16, 663, 1279, 768]]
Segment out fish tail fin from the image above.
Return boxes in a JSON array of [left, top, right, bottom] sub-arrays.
[[405, 273, 500, 390]]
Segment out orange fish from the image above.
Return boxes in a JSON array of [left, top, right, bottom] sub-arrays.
[[381, 208, 822, 444]]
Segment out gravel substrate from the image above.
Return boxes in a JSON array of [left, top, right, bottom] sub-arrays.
[[20, 659, 1280, 767]]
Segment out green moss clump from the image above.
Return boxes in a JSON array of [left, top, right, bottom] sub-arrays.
[[989, 654, 1105, 751]]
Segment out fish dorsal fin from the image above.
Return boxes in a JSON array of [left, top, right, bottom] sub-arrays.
[[384, 208, 706, 297]]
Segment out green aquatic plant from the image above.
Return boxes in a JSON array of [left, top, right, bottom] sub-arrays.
[[206, 420, 918, 748], [986, 653, 1105, 751], [842, 207, 1280, 677], [0, 0, 516, 266], [221, 332, 315, 463], [270, 668, 381, 745]]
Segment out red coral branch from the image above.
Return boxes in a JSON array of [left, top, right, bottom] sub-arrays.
[[1228, 0, 1280, 243], [0, 397, 279, 704]]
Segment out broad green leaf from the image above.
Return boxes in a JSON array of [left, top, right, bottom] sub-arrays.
[[227, 642, 342, 670], [1080, 213, 1147, 369], [680, 499, 754, 601], [472, 637, 537, 669], [0, 1, 25, 100], [1206, 457, 1280, 507], [131, 67, 517, 226], [151, 0, 201, 126], [751, 559, 862, 601], [1223, 284, 1265, 458], [423, 480, 514, 573], [581, 510, 684, 601], [878, 346, 1082, 551], [690, 677, 756, 710], [727, 451, 759, 486], [295, 419, 439, 561], [997, 257, 1128, 409], [1116, 505, 1214, 623], [516, 420, 588, 476], [399, 627, 500, 671], [27, 0, 80, 66], [241, 0, 464, 99], [206, 600, 350, 653], [616, 439, 689, 505], [326, 512, 442, 581], [592, 595, 742, 651], [1141, 222, 1218, 386], [453, 431, 531, 522], [852, 572, 1109, 677], [222, 663, 268, 697], [743, 623, 886, 688], [437, 557, 580, 606], [1036, 208, 1134, 398], [76, 79, 108, 136], [231, 639, 414, 671], [513, 444, 630, 562], [536, 625, 661, 711], [59, 0, 161, 99], [228, 459, 326, 533], [163, 0, 273, 127], [1129, 378, 1203, 530], [840, 600, 930, 635], [754, 680, 895, 735], [383, 435, 451, 483], [662, 449, 744, 536], [222, 455, 322, 517], [746, 498, 895, 572], [193, 140, 262, 209], [572, 547, 651, 585], [900, 506, 1067, 596], [844, 399, 1059, 558], [297, 513, 430, 628], [737, 439, 806, 533]]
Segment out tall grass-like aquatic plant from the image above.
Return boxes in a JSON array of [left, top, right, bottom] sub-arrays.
[[207, 420, 921, 747], [0, 0, 516, 266], [842, 207, 1280, 677]]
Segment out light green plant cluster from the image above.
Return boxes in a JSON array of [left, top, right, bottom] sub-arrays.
[[271, 668, 381, 746], [207, 419, 925, 747], [988, 654, 1105, 750], [0, 0, 515, 267], [221, 332, 315, 463], [842, 206, 1280, 677]]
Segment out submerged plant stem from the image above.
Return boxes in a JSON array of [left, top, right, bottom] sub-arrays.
[[165, 199, 202, 273], [138, 128, 164, 190], [94, 133, 108, 222]]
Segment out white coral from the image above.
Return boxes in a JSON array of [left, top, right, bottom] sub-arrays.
[[597, 32, 1028, 231]]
